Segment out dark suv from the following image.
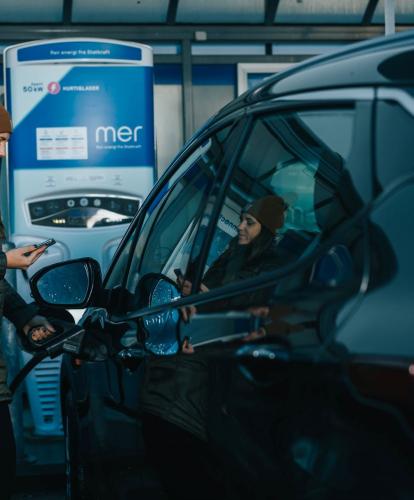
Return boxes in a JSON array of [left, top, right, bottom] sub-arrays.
[[30, 30, 414, 500]]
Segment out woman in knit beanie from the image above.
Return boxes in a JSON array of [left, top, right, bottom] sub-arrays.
[[201, 194, 288, 291], [142, 195, 289, 500], [0, 104, 56, 499]]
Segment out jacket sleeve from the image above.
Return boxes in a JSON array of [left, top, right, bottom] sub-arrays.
[[3, 279, 38, 331]]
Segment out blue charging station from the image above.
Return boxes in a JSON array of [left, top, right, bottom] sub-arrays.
[[4, 38, 155, 434]]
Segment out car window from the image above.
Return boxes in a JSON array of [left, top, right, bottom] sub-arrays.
[[108, 124, 237, 312], [335, 183, 413, 356], [105, 125, 234, 293], [105, 228, 136, 290], [376, 98, 414, 188], [194, 107, 362, 294], [172, 106, 371, 350]]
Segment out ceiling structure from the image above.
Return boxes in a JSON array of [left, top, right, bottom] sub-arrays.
[[0, 0, 412, 45], [0, 0, 412, 140]]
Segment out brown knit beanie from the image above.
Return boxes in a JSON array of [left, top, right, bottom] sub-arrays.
[[244, 195, 287, 234], [0, 105, 12, 134]]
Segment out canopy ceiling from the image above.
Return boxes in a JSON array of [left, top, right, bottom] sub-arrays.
[[0, 0, 411, 25], [0, 0, 411, 41]]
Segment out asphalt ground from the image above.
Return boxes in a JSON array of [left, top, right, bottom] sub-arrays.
[[10, 402, 166, 499], [10, 437, 167, 500], [11, 434, 65, 499], [12, 474, 65, 500]]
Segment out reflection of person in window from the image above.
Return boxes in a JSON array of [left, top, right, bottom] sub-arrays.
[[180, 194, 288, 299], [142, 196, 289, 498]]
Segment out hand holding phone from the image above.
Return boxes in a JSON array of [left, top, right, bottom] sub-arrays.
[[174, 268, 184, 280], [6, 241, 55, 270], [23, 238, 56, 257]]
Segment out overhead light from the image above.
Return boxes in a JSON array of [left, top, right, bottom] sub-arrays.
[[195, 31, 208, 42]]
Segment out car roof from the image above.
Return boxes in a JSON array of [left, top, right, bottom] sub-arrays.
[[217, 29, 414, 120]]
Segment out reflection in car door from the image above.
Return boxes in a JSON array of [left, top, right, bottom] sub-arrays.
[[60, 117, 247, 482], [178, 99, 414, 499], [133, 99, 376, 499]]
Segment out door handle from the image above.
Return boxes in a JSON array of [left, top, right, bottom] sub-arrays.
[[117, 347, 146, 371], [236, 343, 290, 361], [236, 342, 291, 387]]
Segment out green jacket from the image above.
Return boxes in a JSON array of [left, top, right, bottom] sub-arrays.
[[0, 251, 37, 402]]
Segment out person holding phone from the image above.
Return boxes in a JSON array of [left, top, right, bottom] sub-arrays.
[[0, 104, 56, 498], [141, 195, 289, 499]]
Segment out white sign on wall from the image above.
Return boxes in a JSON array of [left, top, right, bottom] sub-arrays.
[[36, 126, 88, 161]]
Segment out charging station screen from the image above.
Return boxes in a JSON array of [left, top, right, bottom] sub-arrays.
[[7, 64, 155, 170]]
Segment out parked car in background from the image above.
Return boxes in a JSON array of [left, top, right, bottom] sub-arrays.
[[30, 30, 414, 499]]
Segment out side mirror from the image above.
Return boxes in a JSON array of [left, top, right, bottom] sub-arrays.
[[138, 273, 181, 355], [30, 258, 102, 308]]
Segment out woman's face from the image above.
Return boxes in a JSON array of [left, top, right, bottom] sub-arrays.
[[0, 133, 10, 158], [238, 213, 262, 245]]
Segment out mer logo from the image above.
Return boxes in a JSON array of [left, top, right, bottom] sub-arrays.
[[95, 125, 143, 144]]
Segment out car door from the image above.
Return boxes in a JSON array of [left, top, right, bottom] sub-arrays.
[[60, 115, 249, 475], [327, 89, 414, 500], [137, 95, 376, 499]]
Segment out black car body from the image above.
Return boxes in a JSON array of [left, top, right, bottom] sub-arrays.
[[31, 30, 414, 499]]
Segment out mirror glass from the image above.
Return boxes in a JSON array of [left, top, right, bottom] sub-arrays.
[[36, 262, 89, 305], [143, 278, 180, 355]]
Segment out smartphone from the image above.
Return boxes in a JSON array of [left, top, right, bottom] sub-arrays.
[[24, 238, 56, 256], [34, 238, 56, 249], [174, 268, 184, 280]]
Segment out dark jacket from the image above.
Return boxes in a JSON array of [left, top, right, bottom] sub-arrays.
[[204, 238, 282, 288], [201, 234, 291, 310], [0, 251, 37, 402], [141, 234, 288, 440]]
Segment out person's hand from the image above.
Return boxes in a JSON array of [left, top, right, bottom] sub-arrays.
[[247, 306, 269, 318], [177, 279, 209, 296], [181, 337, 194, 354], [23, 315, 56, 341], [242, 306, 269, 342], [6, 245, 47, 270], [242, 327, 267, 342], [180, 305, 197, 323]]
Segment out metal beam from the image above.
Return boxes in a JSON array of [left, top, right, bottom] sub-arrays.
[[385, 0, 396, 35], [167, 0, 179, 25], [0, 54, 321, 72], [192, 54, 309, 64], [362, 0, 380, 25], [62, 0, 73, 25], [154, 54, 309, 65], [181, 39, 194, 142], [0, 24, 408, 43], [265, 0, 280, 25]]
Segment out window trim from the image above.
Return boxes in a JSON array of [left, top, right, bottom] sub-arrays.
[[104, 94, 372, 289], [189, 116, 255, 295], [102, 112, 244, 290], [107, 99, 374, 324], [113, 199, 373, 325], [103, 115, 250, 315], [189, 101, 370, 299], [111, 101, 378, 322], [377, 87, 414, 118]]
